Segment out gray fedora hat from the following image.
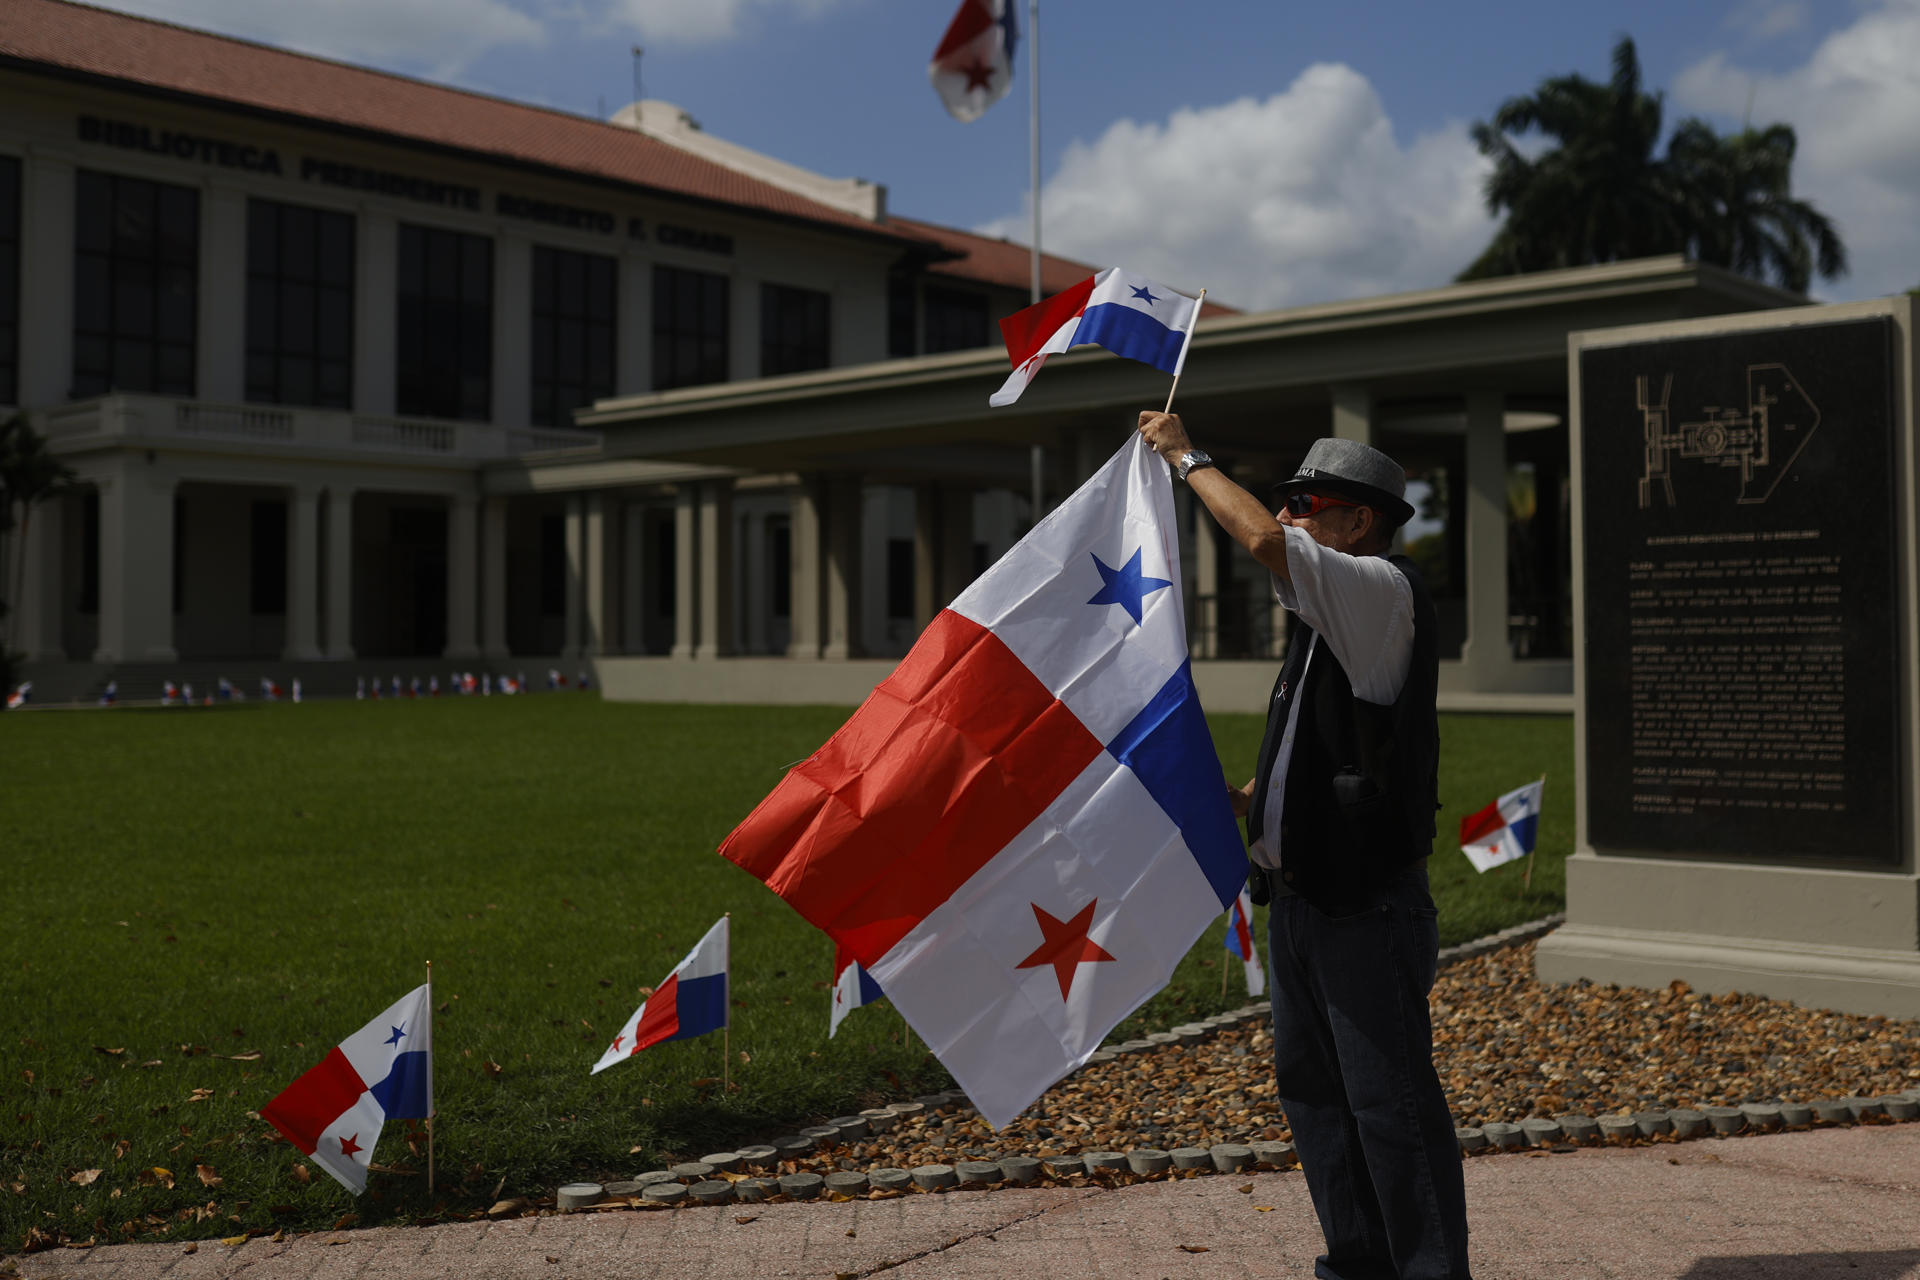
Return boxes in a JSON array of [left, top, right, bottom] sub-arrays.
[[1276, 437, 1415, 527]]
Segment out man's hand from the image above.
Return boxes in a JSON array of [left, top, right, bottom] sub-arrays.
[[1137, 411, 1192, 466], [1227, 778, 1254, 819]]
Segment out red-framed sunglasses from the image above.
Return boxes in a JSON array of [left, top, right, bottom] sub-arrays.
[[1282, 491, 1364, 518]]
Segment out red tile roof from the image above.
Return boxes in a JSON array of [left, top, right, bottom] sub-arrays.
[[888, 216, 1237, 315], [0, 0, 918, 243]]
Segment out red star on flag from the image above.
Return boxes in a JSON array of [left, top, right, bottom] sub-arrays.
[[611, 1033, 625, 1052], [962, 59, 994, 90], [1015, 901, 1116, 999], [337, 1133, 362, 1157]]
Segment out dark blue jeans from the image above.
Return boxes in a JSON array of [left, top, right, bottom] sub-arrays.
[[1268, 866, 1471, 1280]]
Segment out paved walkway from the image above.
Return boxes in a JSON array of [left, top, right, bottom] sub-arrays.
[[12, 1125, 1920, 1280]]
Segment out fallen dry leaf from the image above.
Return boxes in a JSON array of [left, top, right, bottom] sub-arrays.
[[195, 1166, 221, 1188], [291, 1165, 310, 1185], [93, 1047, 125, 1057], [330, 1214, 358, 1231], [481, 1060, 502, 1079], [182, 1242, 198, 1254], [271, 1229, 286, 1243], [221, 1235, 247, 1247], [1236, 1183, 1253, 1194], [68, 1169, 102, 1186], [1255, 1205, 1275, 1213], [1178, 1244, 1211, 1253], [187, 1089, 214, 1103], [113, 1141, 130, 1161], [734, 1214, 759, 1224], [224, 1051, 262, 1062], [20, 1070, 32, 1084]]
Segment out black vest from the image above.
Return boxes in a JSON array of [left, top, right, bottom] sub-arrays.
[[1246, 554, 1440, 913]]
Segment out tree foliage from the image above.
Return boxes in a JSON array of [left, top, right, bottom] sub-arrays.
[[1461, 36, 1845, 294], [0, 413, 79, 655]]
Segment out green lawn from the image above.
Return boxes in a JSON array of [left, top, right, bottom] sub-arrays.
[[1, 696, 1570, 1249]]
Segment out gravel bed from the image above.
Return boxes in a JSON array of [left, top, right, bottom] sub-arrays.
[[550, 931, 1920, 1210]]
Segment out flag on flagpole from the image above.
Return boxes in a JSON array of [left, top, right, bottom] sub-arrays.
[[1224, 887, 1265, 998], [721, 436, 1245, 1128], [592, 917, 729, 1074], [1460, 779, 1545, 873], [929, 0, 1017, 123], [260, 983, 432, 1194], [828, 947, 884, 1039], [990, 269, 1200, 407]]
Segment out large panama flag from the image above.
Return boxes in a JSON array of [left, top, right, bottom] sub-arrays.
[[261, 983, 432, 1194], [721, 436, 1246, 1127]]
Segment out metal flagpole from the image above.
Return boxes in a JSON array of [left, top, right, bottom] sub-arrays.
[[1027, 0, 1044, 524], [424, 959, 434, 1196]]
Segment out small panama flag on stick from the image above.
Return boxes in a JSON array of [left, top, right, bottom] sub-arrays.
[[1460, 778, 1546, 884], [260, 977, 433, 1195], [594, 916, 730, 1084], [829, 947, 884, 1039], [1223, 885, 1265, 999], [990, 269, 1205, 409]]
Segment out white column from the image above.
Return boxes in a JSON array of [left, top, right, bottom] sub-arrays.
[[18, 155, 74, 407], [1193, 505, 1221, 660], [283, 484, 324, 660], [14, 495, 66, 659], [1460, 390, 1510, 677], [695, 481, 735, 659], [912, 484, 938, 632], [1331, 382, 1374, 443], [823, 473, 862, 661], [445, 492, 480, 659], [324, 486, 355, 659], [562, 494, 584, 658], [671, 485, 697, 659], [583, 492, 608, 656], [93, 458, 176, 662], [481, 496, 510, 659], [200, 184, 247, 403], [494, 233, 533, 427], [787, 479, 823, 659], [355, 214, 397, 415]]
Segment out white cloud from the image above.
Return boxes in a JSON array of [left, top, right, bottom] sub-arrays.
[[980, 63, 1496, 312], [1724, 0, 1811, 41], [99, 0, 546, 78], [603, 0, 845, 45], [1675, 0, 1920, 297]]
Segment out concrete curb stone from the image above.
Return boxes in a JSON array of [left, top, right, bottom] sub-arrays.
[[1169, 1146, 1212, 1170], [1456, 1127, 1488, 1152], [869, 1168, 911, 1191], [1701, 1105, 1745, 1135], [1520, 1118, 1562, 1146], [956, 1160, 1003, 1186], [1597, 1115, 1638, 1142], [1557, 1114, 1599, 1143], [1126, 1149, 1172, 1175], [822, 1171, 868, 1196], [1483, 1122, 1524, 1150], [734, 1178, 777, 1202], [1209, 1143, 1255, 1173], [1000, 1156, 1042, 1184], [1811, 1099, 1854, 1125], [1082, 1151, 1128, 1174], [555, 1183, 603, 1211], [687, 1180, 733, 1205], [1779, 1102, 1814, 1127], [911, 1164, 957, 1190], [699, 1152, 744, 1173], [778, 1172, 824, 1200], [1740, 1103, 1783, 1131], [1668, 1108, 1707, 1138], [640, 1183, 686, 1205]]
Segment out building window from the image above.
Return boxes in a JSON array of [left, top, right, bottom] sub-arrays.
[[540, 513, 566, 617], [761, 283, 831, 376], [0, 155, 19, 405], [531, 246, 616, 427], [396, 224, 492, 420], [923, 286, 989, 354], [245, 200, 354, 408], [886, 272, 916, 359], [886, 537, 914, 620], [652, 265, 728, 390], [250, 499, 287, 615], [72, 170, 199, 398]]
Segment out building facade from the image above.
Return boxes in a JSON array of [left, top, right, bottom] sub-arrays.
[[0, 0, 1807, 709]]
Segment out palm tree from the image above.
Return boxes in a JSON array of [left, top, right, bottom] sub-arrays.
[[1666, 122, 1846, 293], [1460, 36, 1846, 293], [1460, 37, 1682, 280], [0, 413, 79, 660]]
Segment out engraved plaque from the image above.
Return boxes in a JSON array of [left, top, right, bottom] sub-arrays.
[[1580, 317, 1899, 866]]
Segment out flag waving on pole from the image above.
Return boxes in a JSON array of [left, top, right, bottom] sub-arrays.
[[1460, 779, 1544, 873], [593, 917, 729, 1074], [991, 269, 1200, 407], [721, 436, 1245, 1128], [929, 0, 1017, 123], [260, 983, 432, 1194], [1224, 887, 1265, 998], [829, 947, 884, 1038]]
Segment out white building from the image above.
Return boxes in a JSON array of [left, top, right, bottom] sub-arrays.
[[0, 0, 1804, 708]]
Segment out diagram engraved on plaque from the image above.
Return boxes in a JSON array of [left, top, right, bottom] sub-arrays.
[[1636, 364, 1820, 508]]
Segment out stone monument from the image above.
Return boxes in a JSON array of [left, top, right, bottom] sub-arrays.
[[1536, 296, 1920, 1017]]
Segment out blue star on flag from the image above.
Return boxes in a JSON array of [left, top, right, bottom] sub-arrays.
[[1130, 285, 1160, 305], [384, 1022, 408, 1047], [1088, 549, 1172, 625]]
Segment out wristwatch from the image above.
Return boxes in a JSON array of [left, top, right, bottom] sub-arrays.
[[1175, 449, 1215, 482]]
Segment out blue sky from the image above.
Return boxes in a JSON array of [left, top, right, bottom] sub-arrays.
[[95, 0, 1920, 310]]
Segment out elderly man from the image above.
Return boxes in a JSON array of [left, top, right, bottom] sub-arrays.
[[1138, 410, 1470, 1280]]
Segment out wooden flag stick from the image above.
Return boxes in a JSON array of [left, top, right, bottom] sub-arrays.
[[425, 959, 434, 1197], [723, 913, 732, 1093], [1162, 288, 1208, 414]]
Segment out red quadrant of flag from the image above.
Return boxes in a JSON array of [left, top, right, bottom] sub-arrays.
[[720, 610, 1103, 969], [259, 1048, 365, 1156], [628, 973, 682, 1055]]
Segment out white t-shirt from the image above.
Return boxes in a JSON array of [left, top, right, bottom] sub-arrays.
[[1248, 525, 1415, 870]]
